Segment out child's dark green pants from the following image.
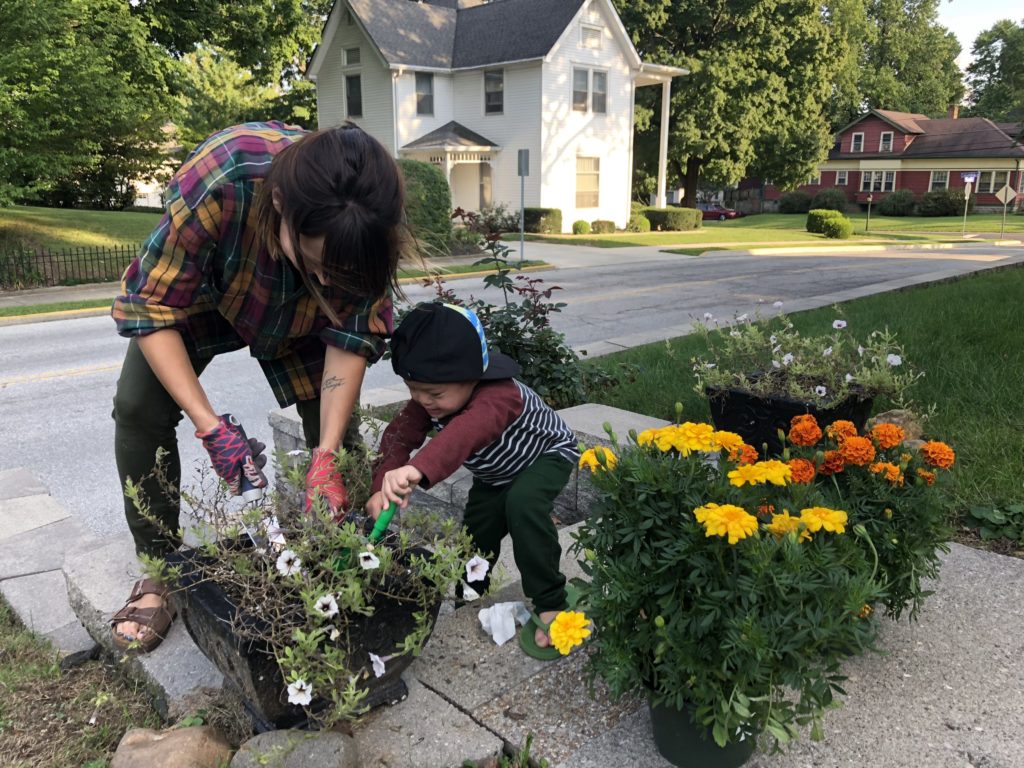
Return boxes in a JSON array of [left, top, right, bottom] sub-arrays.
[[462, 453, 573, 612]]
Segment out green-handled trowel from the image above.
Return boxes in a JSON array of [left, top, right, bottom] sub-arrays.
[[333, 501, 398, 571]]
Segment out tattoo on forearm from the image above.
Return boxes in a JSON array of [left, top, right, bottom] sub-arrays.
[[322, 375, 345, 393]]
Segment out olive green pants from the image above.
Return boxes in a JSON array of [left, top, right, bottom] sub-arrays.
[[112, 338, 356, 558], [462, 454, 572, 612]]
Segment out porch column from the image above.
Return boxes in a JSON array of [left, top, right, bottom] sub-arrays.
[[443, 154, 454, 184], [656, 79, 671, 208]]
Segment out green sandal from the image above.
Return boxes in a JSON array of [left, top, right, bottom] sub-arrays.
[[518, 583, 583, 661]]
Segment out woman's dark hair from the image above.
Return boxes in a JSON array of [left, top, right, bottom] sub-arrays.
[[255, 123, 408, 322]]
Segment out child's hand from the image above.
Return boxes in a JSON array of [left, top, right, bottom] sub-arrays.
[[365, 491, 389, 520], [381, 465, 423, 508]]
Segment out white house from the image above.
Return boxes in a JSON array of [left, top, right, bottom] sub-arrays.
[[307, 0, 686, 232]]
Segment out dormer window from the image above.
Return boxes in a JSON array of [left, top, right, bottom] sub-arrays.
[[879, 132, 893, 152], [851, 133, 864, 153]]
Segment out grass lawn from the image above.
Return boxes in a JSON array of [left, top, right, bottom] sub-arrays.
[[0, 206, 161, 251], [584, 263, 1024, 515], [846, 211, 1024, 233]]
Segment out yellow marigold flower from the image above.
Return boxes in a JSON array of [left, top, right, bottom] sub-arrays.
[[672, 422, 717, 454], [636, 428, 658, 447], [870, 461, 904, 486], [698, 503, 759, 545], [800, 506, 848, 534], [788, 415, 822, 447], [756, 460, 792, 486], [548, 610, 591, 655], [921, 441, 955, 469], [858, 604, 873, 619], [711, 430, 745, 454], [839, 435, 876, 466], [648, 427, 678, 452], [825, 420, 858, 442], [728, 464, 767, 487], [915, 468, 936, 486], [765, 511, 812, 542], [870, 423, 905, 450], [788, 458, 817, 484], [579, 447, 616, 472]]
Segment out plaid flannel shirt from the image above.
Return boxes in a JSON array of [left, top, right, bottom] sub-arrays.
[[111, 122, 392, 407]]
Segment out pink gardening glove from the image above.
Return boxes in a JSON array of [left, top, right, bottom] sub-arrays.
[[195, 414, 268, 496], [306, 447, 349, 521]]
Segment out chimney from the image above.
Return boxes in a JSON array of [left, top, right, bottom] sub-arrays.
[[948, 105, 960, 119]]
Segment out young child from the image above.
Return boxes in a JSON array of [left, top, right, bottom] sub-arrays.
[[366, 302, 580, 656]]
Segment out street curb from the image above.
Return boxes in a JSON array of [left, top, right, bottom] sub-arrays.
[[695, 241, 993, 257]]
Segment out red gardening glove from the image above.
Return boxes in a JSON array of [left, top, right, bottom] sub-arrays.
[[306, 447, 349, 520], [195, 414, 268, 496]]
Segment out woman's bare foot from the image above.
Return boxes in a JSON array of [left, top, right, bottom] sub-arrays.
[[114, 591, 166, 643], [535, 610, 559, 648]]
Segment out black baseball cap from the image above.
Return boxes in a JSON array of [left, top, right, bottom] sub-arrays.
[[390, 302, 521, 383]]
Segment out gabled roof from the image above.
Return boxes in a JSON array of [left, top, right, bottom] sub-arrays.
[[828, 113, 1024, 160], [450, 0, 587, 68], [347, 0, 456, 69], [402, 121, 499, 150], [836, 108, 929, 137]]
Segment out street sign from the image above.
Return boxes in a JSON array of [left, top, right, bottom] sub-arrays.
[[518, 149, 529, 177], [960, 172, 978, 183], [995, 184, 1017, 205]]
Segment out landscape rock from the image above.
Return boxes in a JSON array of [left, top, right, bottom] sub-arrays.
[[110, 725, 233, 768]]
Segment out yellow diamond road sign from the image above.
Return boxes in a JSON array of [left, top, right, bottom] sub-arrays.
[[995, 185, 1017, 205]]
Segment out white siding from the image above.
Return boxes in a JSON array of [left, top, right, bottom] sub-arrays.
[[395, 72, 455, 148], [315, 8, 395, 153], [541, 0, 634, 231]]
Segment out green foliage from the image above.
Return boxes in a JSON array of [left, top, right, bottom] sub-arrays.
[[779, 191, 812, 214], [626, 213, 651, 233], [0, 248, 44, 290], [877, 190, 917, 216], [965, 504, 1024, 544], [966, 19, 1024, 122], [572, 219, 592, 235], [523, 208, 562, 234], [398, 159, 452, 254], [918, 189, 971, 217], [821, 216, 854, 239], [591, 219, 616, 234], [810, 188, 848, 212], [806, 209, 847, 234], [643, 207, 700, 231]]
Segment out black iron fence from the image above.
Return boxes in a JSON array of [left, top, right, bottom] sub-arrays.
[[0, 243, 139, 290]]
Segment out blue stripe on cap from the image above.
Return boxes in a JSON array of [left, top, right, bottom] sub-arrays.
[[443, 303, 489, 373]]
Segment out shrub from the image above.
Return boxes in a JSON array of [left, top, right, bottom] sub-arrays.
[[918, 188, 972, 217], [644, 207, 701, 231], [123, 204, 166, 214], [397, 159, 452, 253], [626, 213, 651, 232], [821, 216, 854, 239], [591, 219, 615, 234], [806, 208, 846, 234], [474, 203, 521, 234], [810, 188, 848, 212], [523, 208, 562, 234], [877, 189, 917, 217], [778, 191, 812, 214], [449, 226, 482, 256], [572, 219, 591, 235]]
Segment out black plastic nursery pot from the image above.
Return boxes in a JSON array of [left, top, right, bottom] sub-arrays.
[[706, 385, 874, 456], [649, 698, 756, 768], [165, 543, 440, 731]]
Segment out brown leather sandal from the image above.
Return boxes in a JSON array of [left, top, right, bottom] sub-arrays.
[[110, 578, 176, 653]]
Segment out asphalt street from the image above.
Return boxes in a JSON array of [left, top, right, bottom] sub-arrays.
[[1, 242, 1020, 537]]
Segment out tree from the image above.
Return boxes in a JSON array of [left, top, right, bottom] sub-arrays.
[[966, 19, 1024, 124], [619, 0, 839, 202]]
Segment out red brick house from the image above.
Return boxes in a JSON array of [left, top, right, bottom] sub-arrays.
[[738, 109, 1024, 213]]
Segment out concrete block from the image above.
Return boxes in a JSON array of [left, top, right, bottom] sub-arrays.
[[268, 405, 305, 455], [0, 467, 49, 500], [494, 521, 588, 587], [46, 620, 101, 670], [0, 494, 69, 542], [557, 403, 671, 447], [0, 516, 104, 579], [353, 675, 502, 768], [360, 386, 409, 408], [0, 569, 79, 634]]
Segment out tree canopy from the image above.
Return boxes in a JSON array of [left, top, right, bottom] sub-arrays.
[[966, 18, 1024, 126]]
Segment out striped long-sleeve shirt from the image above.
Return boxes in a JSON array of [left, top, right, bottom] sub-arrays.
[[111, 122, 392, 407], [372, 379, 580, 490]]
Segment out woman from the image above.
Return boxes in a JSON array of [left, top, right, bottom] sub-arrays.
[[109, 121, 406, 652]]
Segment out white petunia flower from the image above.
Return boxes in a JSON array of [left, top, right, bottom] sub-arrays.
[[329, 627, 341, 642], [465, 555, 490, 583], [833, 320, 847, 330], [461, 582, 481, 602], [773, 301, 784, 309], [782, 353, 794, 366], [358, 551, 381, 570], [823, 346, 833, 356], [887, 354, 902, 366], [730, 330, 741, 338], [772, 360, 781, 369], [287, 679, 313, 706], [263, 516, 286, 547], [845, 373, 855, 383], [815, 386, 828, 397], [704, 362, 717, 369], [703, 312, 714, 321], [369, 653, 386, 678], [737, 313, 749, 322], [857, 345, 865, 357], [276, 550, 302, 577], [769, 335, 777, 344], [314, 594, 339, 618]]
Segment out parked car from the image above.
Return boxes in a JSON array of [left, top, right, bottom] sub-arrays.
[[697, 203, 744, 221]]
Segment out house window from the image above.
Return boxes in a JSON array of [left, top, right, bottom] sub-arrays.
[[416, 73, 434, 116], [851, 133, 864, 153], [581, 24, 603, 50], [345, 74, 362, 118], [484, 69, 503, 115], [591, 71, 607, 114], [576, 156, 600, 208], [884, 171, 895, 191], [978, 170, 1009, 193], [879, 132, 893, 152], [860, 171, 895, 192], [572, 69, 589, 111], [808, 173, 821, 186], [836, 170, 848, 186], [930, 171, 948, 191], [345, 47, 361, 66]]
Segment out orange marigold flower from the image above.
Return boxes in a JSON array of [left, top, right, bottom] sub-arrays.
[[870, 423, 906, 449], [788, 417, 822, 447], [858, 604, 873, 619], [869, 461, 904, 485], [729, 443, 759, 465], [757, 503, 776, 518], [791, 414, 818, 426], [825, 420, 858, 442], [819, 450, 846, 476], [839, 435, 876, 466], [921, 441, 955, 469], [788, 458, 817, 484], [916, 468, 936, 486]]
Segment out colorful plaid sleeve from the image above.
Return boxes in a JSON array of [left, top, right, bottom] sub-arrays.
[[319, 294, 394, 363]]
